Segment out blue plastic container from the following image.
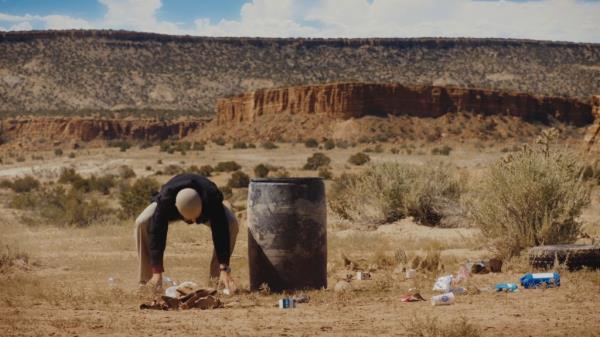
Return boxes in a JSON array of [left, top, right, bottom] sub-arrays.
[[495, 283, 518, 292], [519, 272, 560, 289]]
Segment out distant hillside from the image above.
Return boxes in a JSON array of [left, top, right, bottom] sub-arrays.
[[1, 30, 599, 116]]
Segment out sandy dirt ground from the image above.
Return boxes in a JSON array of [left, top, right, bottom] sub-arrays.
[[1, 145, 599, 337]]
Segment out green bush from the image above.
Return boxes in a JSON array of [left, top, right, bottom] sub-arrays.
[[254, 164, 270, 178], [304, 138, 319, 148], [228, 171, 250, 188], [348, 152, 370, 166], [261, 141, 278, 149], [215, 161, 241, 172], [7, 176, 40, 193], [303, 153, 331, 170], [329, 163, 463, 226], [10, 186, 112, 227], [119, 177, 160, 219], [323, 139, 335, 150], [470, 144, 591, 258]]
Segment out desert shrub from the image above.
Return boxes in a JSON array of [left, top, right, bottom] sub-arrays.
[[58, 168, 82, 184], [214, 161, 241, 172], [470, 145, 591, 258], [0, 242, 29, 271], [304, 138, 319, 148], [88, 174, 116, 195], [54, 149, 63, 156], [68, 152, 76, 159], [10, 186, 112, 227], [118, 165, 136, 179], [139, 142, 153, 149], [192, 142, 205, 151], [220, 186, 233, 200], [303, 153, 331, 170], [318, 167, 333, 180], [119, 177, 160, 219], [0, 180, 13, 189], [254, 164, 270, 178], [329, 163, 463, 226], [323, 139, 335, 150], [431, 145, 453, 156], [16, 156, 25, 162], [9, 176, 40, 193], [163, 164, 184, 176], [261, 141, 278, 149], [348, 152, 370, 166], [232, 141, 248, 149], [108, 140, 131, 152], [390, 148, 400, 154], [582, 159, 600, 185], [270, 168, 290, 178], [336, 140, 350, 149], [228, 171, 250, 188], [212, 137, 226, 146], [187, 165, 213, 176]]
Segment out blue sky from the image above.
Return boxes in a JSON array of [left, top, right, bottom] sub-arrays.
[[0, 0, 599, 42]]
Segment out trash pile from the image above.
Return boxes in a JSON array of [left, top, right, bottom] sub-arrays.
[[140, 281, 223, 311]]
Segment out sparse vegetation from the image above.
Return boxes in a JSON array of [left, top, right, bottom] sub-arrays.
[[318, 167, 333, 180], [118, 165, 136, 179], [254, 164, 270, 178], [232, 141, 248, 149], [470, 130, 591, 258], [323, 139, 335, 150], [304, 138, 319, 148], [214, 161, 241, 172], [119, 177, 160, 219], [54, 148, 63, 156], [4, 176, 40, 193], [303, 153, 331, 170], [261, 141, 278, 150], [228, 171, 250, 188], [431, 145, 452, 156], [348, 152, 370, 166]]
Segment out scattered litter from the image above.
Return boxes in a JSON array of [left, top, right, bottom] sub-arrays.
[[278, 298, 296, 309], [140, 288, 222, 311], [495, 283, 518, 292], [467, 261, 490, 274], [400, 293, 426, 302], [431, 292, 455, 306], [293, 294, 310, 303], [433, 275, 453, 292], [520, 272, 560, 289], [334, 280, 352, 292], [162, 276, 176, 287], [451, 287, 466, 295], [455, 265, 470, 283], [165, 286, 179, 298], [356, 271, 372, 280], [405, 269, 416, 279], [222, 288, 231, 296]]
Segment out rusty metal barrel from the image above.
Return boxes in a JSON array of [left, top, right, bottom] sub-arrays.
[[247, 178, 327, 292]]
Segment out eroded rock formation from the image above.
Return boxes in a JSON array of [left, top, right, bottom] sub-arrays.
[[216, 83, 593, 127], [584, 96, 600, 153], [1, 117, 206, 144]]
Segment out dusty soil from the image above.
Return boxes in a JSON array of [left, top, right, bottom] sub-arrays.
[[1, 145, 599, 337]]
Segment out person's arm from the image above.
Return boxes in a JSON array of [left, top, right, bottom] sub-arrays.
[[148, 201, 170, 274], [209, 202, 231, 266]]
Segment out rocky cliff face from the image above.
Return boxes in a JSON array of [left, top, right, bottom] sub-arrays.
[[1, 30, 599, 116], [1, 117, 206, 145], [216, 83, 593, 127], [583, 96, 600, 153]]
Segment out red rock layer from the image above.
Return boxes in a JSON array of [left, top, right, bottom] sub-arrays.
[[1, 117, 206, 143], [583, 96, 600, 153], [216, 83, 593, 127]]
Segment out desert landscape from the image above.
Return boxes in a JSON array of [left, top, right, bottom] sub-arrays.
[[0, 26, 600, 337]]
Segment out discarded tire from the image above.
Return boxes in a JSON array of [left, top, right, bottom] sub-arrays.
[[529, 244, 600, 270], [247, 178, 327, 292]]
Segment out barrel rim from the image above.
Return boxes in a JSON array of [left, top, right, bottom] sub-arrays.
[[250, 177, 323, 184]]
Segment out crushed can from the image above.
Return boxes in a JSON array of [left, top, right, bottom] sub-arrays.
[[356, 271, 372, 280], [431, 292, 455, 306], [520, 272, 560, 289], [495, 283, 518, 292], [278, 298, 296, 309]]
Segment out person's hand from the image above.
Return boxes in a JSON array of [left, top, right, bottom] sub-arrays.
[[219, 270, 237, 294], [147, 272, 163, 292]]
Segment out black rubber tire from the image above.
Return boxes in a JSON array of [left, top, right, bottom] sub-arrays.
[[529, 244, 600, 270]]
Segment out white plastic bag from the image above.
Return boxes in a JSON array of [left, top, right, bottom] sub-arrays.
[[433, 275, 453, 292]]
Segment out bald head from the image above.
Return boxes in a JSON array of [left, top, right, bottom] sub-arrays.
[[175, 188, 203, 222]]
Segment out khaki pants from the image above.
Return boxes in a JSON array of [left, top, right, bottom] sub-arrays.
[[135, 202, 239, 284]]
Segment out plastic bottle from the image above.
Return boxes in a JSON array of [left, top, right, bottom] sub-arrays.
[[431, 292, 455, 306], [519, 272, 560, 289], [495, 283, 518, 292], [163, 276, 176, 288]]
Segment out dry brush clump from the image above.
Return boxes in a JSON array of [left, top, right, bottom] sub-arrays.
[[469, 134, 591, 258], [329, 162, 464, 226]]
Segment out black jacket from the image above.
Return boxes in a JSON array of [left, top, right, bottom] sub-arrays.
[[148, 174, 231, 269]]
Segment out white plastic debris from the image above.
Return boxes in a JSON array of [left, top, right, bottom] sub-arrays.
[[433, 275, 453, 292]]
